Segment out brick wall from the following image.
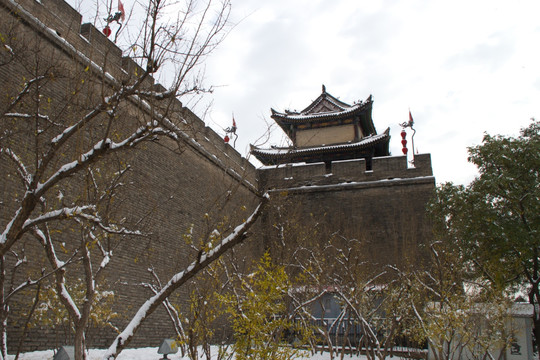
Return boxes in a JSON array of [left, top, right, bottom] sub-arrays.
[[0, 0, 261, 352], [258, 153, 433, 189], [259, 154, 436, 270]]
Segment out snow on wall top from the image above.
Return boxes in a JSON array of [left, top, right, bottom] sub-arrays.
[[5, 0, 257, 190]]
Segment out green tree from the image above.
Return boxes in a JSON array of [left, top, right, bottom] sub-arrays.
[[428, 119, 540, 353]]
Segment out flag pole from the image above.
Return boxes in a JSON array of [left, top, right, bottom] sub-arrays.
[[400, 110, 416, 167]]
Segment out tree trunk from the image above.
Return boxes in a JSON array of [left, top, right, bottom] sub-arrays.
[[0, 313, 7, 360], [74, 325, 87, 360], [0, 259, 7, 360], [533, 317, 540, 360], [528, 274, 540, 360]]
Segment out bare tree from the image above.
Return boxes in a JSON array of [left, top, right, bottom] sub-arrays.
[[401, 241, 516, 360], [0, 0, 269, 359]]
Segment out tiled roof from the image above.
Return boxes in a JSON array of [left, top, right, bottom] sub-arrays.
[[251, 129, 389, 160], [271, 93, 372, 124], [271, 100, 371, 123], [266, 86, 379, 149], [300, 88, 354, 114]]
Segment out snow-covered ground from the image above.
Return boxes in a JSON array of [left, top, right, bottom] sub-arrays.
[[7, 347, 368, 360]]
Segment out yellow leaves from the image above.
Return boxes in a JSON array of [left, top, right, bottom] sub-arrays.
[[218, 251, 305, 360], [84, 65, 90, 72], [112, 130, 122, 141], [32, 281, 118, 330], [169, 341, 179, 352], [182, 224, 195, 245], [173, 271, 223, 352]]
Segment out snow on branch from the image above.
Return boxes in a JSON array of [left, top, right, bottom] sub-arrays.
[[288, 288, 328, 319], [34, 226, 83, 321], [37, 139, 113, 195], [1, 123, 160, 257], [132, 89, 177, 100], [4, 112, 51, 122], [103, 194, 269, 359], [46, 82, 138, 153], [336, 289, 379, 346], [0, 147, 32, 188], [108, 125, 170, 150], [38, 125, 166, 197], [4, 239, 77, 303], [4, 75, 46, 113], [21, 205, 96, 231], [2, 43, 14, 56], [144, 267, 186, 341]]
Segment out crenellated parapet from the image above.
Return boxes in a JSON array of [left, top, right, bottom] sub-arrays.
[[258, 153, 434, 191]]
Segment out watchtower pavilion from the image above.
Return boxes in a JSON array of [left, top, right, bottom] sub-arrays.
[[250, 85, 390, 170], [253, 86, 435, 273]]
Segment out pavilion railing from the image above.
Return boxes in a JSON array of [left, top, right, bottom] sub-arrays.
[[292, 318, 427, 359]]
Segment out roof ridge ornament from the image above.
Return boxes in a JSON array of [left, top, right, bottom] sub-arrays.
[[224, 114, 238, 147], [322, 84, 326, 94]]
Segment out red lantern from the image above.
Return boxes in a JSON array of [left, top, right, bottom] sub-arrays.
[[224, 135, 230, 143], [103, 26, 112, 37], [400, 129, 408, 155]]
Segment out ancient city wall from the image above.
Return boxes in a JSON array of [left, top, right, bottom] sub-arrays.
[[0, 0, 261, 352], [259, 154, 436, 270], [0, 0, 437, 354], [258, 154, 433, 189]]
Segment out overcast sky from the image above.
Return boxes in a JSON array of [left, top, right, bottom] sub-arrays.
[[199, 0, 540, 185], [69, 0, 540, 185]]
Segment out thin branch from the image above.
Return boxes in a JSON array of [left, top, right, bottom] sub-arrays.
[[0, 148, 32, 188], [22, 205, 96, 232], [3, 75, 46, 114]]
